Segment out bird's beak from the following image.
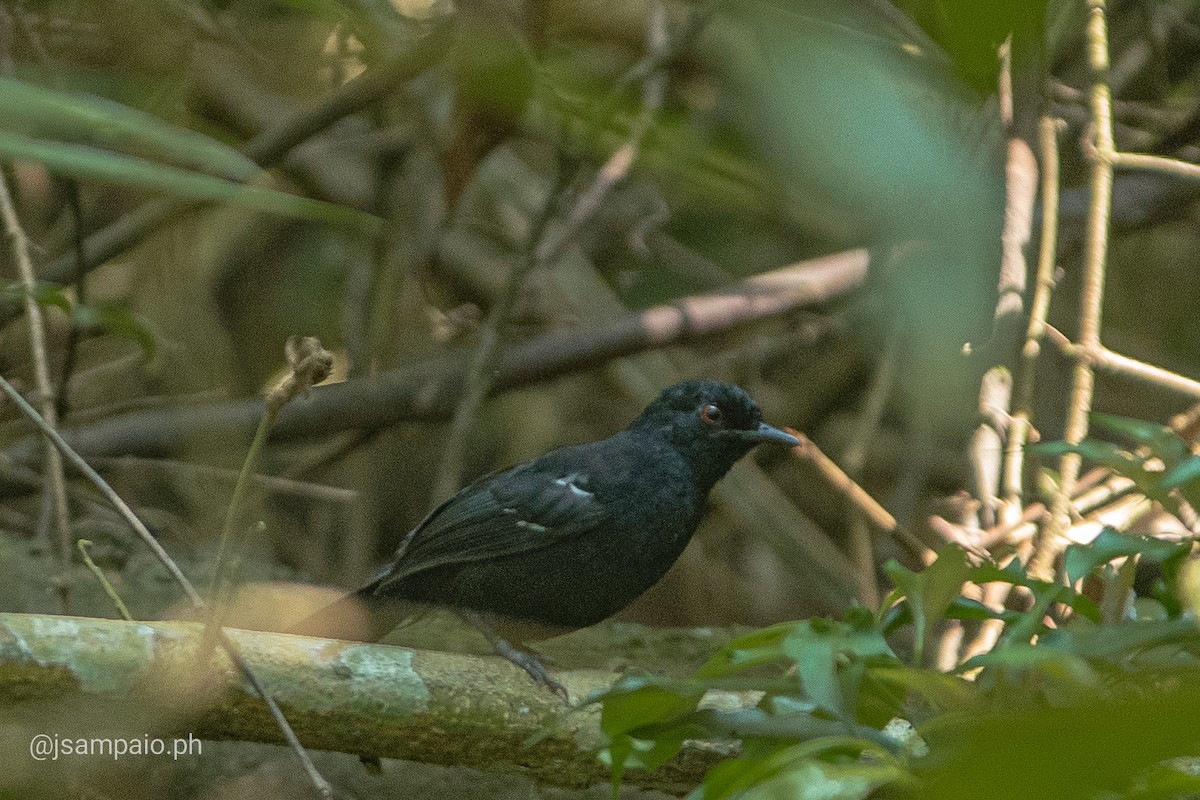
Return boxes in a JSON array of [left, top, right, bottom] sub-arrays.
[[740, 422, 801, 447]]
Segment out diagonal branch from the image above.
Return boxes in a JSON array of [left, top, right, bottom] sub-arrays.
[[3, 249, 869, 465]]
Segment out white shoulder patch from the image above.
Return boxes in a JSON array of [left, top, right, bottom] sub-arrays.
[[554, 472, 594, 498]]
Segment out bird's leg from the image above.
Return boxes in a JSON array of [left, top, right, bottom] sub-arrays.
[[460, 610, 568, 700]]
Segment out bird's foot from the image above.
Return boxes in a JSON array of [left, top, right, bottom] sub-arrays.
[[461, 610, 569, 701], [491, 638, 568, 699]]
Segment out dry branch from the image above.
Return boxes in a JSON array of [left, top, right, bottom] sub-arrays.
[[5, 249, 870, 464]]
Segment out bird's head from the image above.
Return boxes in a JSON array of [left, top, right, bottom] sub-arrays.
[[629, 380, 799, 487]]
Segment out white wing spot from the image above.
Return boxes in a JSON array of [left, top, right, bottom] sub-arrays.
[[554, 472, 594, 498], [515, 520, 549, 533]]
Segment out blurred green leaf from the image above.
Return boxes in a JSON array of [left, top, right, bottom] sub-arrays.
[[595, 677, 705, 794], [698, 622, 798, 679], [782, 626, 841, 717], [1032, 438, 1177, 509], [779, 620, 893, 718], [1038, 617, 1199, 662], [0, 132, 377, 230], [944, 596, 1021, 623], [884, 546, 971, 664], [73, 302, 157, 361], [1032, 438, 1141, 471], [967, 560, 1100, 623], [867, 665, 978, 714], [0, 77, 257, 181], [918, 674, 1200, 800], [923, 0, 1047, 93], [1125, 759, 1200, 800], [1064, 529, 1193, 586], [1091, 413, 1189, 465], [1161, 455, 1200, 491], [597, 678, 704, 739], [692, 739, 899, 800], [2, 281, 72, 315], [961, 642, 1097, 688]]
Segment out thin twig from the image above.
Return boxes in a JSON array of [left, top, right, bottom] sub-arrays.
[[76, 539, 132, 621], [1112, 151, 1200, 182], [431, 176, 564, 501], [432, 0, 671, 500], [1090, 345, 1200, 399], [993, 39, 1035, 345], [55, 180, 86, 423], [91, 455, 358, 504], [1003, 117, 1064, 525], [1039, 329, 1200, 400], [932, 466, 1115, 552], [785, 429, 932, 564], [969, 368, 1013, 530], [0, 165, 72, 607], [209, 337, 333, 600], [578, 0, 717, 152], [0, 373, 333, 799]]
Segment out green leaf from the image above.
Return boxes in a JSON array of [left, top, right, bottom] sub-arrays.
[[0, 77, 257, 181], [942, 596, 1021, 623], [1064, 529, 1193, 586], [1126, 759, 1200, 800], [0, 132, 377, 230], [1163, 455, 1200, 512], [867, 665, 979, 713], [698, 622, 799, 679], [594, 678, 705, 795], [1038, 617, 1200, 661], [1161, 455, 1200, 491], [919, 671, 1200, 800], [1030, 438, 1140, 471], [782, 626, 841, 716], [778, 621, 894, 719], [1031, 438, 1177, 508], [73, 302, 157, 361], [597, 678, 703, 738], [968, 562, 1102, 623], [960, 641, 1096, 682], [1090, 413, 1189, 464], [739, 760, 907, 800], [692, 738, 895, 800], [2, 280, 72, 314], [884, 546, 971, 665]]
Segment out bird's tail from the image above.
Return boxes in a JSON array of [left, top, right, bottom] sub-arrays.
[[287, 580, 423, 642]]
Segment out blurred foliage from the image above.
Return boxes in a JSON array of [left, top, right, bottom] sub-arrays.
[[1034, 413, 1200, 522], [592, 536, 1200, 800]]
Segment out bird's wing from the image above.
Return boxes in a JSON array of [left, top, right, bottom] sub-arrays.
[[371, 461, 606, 591]]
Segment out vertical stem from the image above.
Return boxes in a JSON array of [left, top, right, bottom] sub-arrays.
[[1029, 0, 1114, 581], [1003, 117, 1064, 517], [0, 167, 72, 606]]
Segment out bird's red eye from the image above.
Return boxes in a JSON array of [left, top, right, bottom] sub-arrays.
[[700, 403, 723, 425]]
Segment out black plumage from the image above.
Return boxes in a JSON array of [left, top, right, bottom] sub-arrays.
[[292, 380, 798, 694]]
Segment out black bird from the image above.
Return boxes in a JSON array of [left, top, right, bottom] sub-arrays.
[[292, 380, 799, 695]]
